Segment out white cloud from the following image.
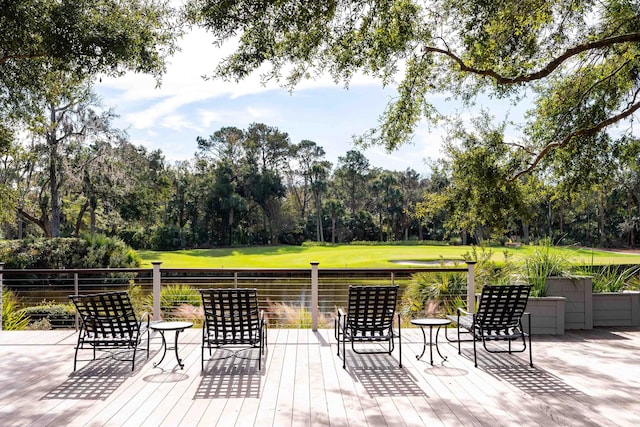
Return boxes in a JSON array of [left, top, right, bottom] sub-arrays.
[[93, 25, 462, 171]]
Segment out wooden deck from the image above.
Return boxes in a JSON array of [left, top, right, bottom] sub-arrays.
[[0, 327, 638, 426]]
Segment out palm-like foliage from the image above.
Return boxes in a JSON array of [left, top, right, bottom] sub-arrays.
[[2, 288, 30, 330]]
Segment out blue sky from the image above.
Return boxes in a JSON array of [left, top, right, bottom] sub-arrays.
[[94, 27, 523, 176], [92, 28, 450, 175]]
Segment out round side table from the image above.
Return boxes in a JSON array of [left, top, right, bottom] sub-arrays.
[[411, 318, 451, 365], [150, 321, 193, 369]]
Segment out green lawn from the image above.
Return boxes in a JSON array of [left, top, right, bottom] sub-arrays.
[[136, 244, 640, 268]]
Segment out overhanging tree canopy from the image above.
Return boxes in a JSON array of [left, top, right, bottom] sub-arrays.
[[187, 0, 640, 179], [0, 0, 180, 118]]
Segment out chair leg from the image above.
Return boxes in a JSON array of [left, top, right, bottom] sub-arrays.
[[398, 314, 402, 368], [73, 346, 79, 371], [145, 329, 150, 359], [457, 324, 461, 355], [527, 316, 533, 367], [342, 334, 347, 369], [201, 343, 205, 371], [131, 345, 137, 372], [473, 334, 478, 368], [335, 318, 341, 357]]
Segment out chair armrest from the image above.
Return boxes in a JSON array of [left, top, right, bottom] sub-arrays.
[[139, 312, 151, 329], [457, 307, 470, 316]]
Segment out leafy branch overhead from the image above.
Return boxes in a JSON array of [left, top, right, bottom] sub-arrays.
[[187, 0, 640, 179], [0, 0, 181, 118]]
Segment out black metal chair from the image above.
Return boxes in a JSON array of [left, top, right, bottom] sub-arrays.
[[69, 291, 151, 372], [335, 285, 402, 369], [200, 288, 266, 370], [447, 284, 533, 367]]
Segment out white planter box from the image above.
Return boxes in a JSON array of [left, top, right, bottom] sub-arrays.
[[545, 276, 593, 330], [523, 296, 566, 335], [593, 291, 640, 327]]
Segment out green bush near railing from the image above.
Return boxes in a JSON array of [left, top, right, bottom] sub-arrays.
[[0, 236, 140, 268], [23, 302, 76, 329], [401, 267, 467, 318], [2, 288, 29, 330]]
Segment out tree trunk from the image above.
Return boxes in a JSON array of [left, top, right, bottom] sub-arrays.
[[48, 104, 61, 237], [627, 190, 636, 248], [599, 191, 605, 246], [228, 208, 234, 246], [18, 208, 52, 237], [74, 200, 90, 237], [331, 216, 336, 244]]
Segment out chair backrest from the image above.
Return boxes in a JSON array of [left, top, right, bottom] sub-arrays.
[[200, 288, 260, 342], [70, 291, 138, 338], [475, 285, 530, 330], [346, 285, 399, 333]]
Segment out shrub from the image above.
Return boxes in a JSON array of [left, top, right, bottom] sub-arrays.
[[127, 281, 151, 316], [150, 225, 188, 250], [172, 304, 204, 327], [463, 245, 519, 287], [83, 234, 141, 267], [118, 227, 152, 250], [587, 265, 640, 293], [401, 262, 468, 318], [523, 240, 571, 297], [145, 284, 201, 320], [0, 236, 140, 269], [23, 302, 75, 329], [267, 301, 331, 328], [2, 288, 30, 330]]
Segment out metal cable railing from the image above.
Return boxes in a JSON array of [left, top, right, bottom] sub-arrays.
[[0, 262, 474, 330]]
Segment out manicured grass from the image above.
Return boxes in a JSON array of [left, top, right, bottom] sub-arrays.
[[136, 244, 640, 268]]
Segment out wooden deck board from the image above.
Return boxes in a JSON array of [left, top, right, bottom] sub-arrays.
[[0, 326, 639, 426]]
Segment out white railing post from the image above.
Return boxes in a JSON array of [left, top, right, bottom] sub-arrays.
[[311, 262, 319, 331], [152, 261, 162, 321], [0, 262, 4, 331], [466, 261, 476, 314]]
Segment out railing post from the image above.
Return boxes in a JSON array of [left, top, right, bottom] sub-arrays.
[[0, 262, 4, 331], [152, 261, 162, 321], [310, 262, 319, 331], [466, 261, 476, 314], [74, 272, 79, 331]]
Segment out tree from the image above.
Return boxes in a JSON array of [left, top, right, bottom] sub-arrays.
[[325, 199, 345, 244], [397, 168, 424, 240], [0, 124, 18, 227], [419, 114, 525, 241], [1, 0, 180, 118], [242, 123, 292, 243], [333, 150, 370, 216], [188, 0, 640, 180], [288, 140, 328, 222], [309, 161, 332, 242], [16, 76, 121, 237]]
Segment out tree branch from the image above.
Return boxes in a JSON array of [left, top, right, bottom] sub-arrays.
[[0, 52, 49, 64], [511, 96, 640, 180], [424, 33, 640, 84]]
